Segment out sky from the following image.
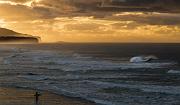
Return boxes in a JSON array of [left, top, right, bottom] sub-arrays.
[[0, 0, 180, 43]]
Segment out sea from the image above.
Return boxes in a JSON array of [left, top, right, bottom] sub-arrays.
[[0, 43, 180, 105]]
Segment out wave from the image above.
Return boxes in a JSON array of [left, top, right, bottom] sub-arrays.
[[28, 51, 176, 71], [3, 49, 176, 70], [130, 55, 158, 63], [167, 70, 180, 74], [85, 80, 180, 95], [1, 48, 179, 105], [18, 75, 49, 81]]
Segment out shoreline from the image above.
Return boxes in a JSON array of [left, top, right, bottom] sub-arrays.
[[0, 87, 96, 105]]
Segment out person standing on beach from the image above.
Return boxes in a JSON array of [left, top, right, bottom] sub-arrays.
[[34, 92, 41, 105]]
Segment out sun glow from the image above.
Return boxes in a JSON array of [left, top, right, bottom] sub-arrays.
[[0, 0, 42, 7], [0, 1, 17, 5], [0, 19, 6, 27]]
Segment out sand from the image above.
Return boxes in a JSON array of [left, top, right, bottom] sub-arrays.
[[0, 87, 95, 105]]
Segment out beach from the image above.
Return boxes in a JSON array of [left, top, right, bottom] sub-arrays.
[[0, 87, 95, 105]]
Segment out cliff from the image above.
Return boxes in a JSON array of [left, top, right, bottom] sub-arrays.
[[0, 28, 40, 44]]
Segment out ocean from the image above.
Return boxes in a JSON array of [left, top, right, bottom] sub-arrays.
[[0, 43, 180, 105]]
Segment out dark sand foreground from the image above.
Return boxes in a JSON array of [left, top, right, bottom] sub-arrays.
[[0, 87, 95, 105]]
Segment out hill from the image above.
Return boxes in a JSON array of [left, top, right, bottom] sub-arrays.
[[0, 28, 40, 44]]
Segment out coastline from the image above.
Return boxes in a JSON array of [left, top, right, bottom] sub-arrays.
[[0, 87, 96, 105]]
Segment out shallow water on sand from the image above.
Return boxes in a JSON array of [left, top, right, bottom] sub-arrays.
[[0, 43, 180, 105], [0, 87, 94, 105]]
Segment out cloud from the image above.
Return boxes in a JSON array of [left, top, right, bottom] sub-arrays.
[[0, 0, 180, 42], [110, 12, 180, 25], [1, 0, 180, 20], [0, 4, 42, 21], [9, 0, 31, 3]]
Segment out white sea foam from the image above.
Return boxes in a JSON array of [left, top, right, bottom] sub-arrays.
[[18, 75, 49, 81], [167, 70, 180, 74], [90, 99, 124, 105], [130, 55, 158, 63]]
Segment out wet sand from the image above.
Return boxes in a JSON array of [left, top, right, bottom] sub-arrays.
[[0, 87, 95, 105]]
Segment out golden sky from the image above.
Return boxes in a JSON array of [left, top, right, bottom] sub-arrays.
[[0, 0, 180, 43]]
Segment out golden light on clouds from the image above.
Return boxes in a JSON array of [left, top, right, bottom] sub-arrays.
[[0, 19, 6, 27], [0, 0, 42, 6], [0, 0, 180, 43]]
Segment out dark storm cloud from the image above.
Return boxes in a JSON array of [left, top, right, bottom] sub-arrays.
[[2, 0, 180, 17], [107, 12, 180, 25], [54, 0, 180, 13], [122, 0, 180, 12], [27, 0, 180, 20], [2, 0, 180, 13], [1, 0, 180, 25]]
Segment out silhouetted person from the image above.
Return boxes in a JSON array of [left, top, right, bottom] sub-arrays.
[[34, 92, 41, 105]]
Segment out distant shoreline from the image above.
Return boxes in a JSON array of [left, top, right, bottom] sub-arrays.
[[41, 42, 180, 44]]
